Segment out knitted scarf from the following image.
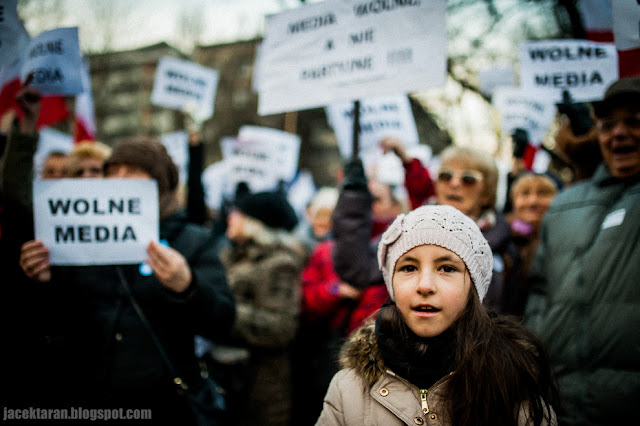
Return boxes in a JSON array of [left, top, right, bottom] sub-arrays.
[[374, 310, 456, 390]]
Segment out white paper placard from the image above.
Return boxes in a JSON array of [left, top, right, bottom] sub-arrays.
[[238, 125, 301, 183], [221, 138, 286, 194], [479, 66, 515, 98], [161, 130, 189, 185], [21, 27, 83, 95], [519, 39, 618, 103], [33, 179, 159, 265], [326, 94, 419, 159], [255, 0, 446, 115], [492, 86, 557, 145], [0, 0, 25, 66], [151, 57, 219, 120]]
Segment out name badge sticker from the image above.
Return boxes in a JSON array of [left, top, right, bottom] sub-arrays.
[[601, 208, 626, 230]]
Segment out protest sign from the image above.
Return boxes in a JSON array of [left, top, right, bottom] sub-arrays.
[[202, 160, 232, 211], [326, 94, 419, 158], [21, 27, 83, 95], [238, 125, 301, 183], [151, 57, 219, 120], [221, 126, 301, 193], [492, 86, 557, 145], [256, 0, 446, 115], [161, 130, 189, 185], [0, 0, 24, 66], [519, 39, 618, 103], [479, 66, 515, 98], [33, 179, 159, 265]]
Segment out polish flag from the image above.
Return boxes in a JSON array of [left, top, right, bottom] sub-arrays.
[[73, 58, 97, 142], [0, 19, 70, 129], [578, 0, 640, 78]]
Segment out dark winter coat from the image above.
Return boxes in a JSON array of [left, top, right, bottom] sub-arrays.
[[524, 164, 640, 425], [49, 211, 235, 423]]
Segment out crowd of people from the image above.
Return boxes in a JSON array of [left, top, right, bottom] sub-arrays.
[[0, 72, 638, 426]]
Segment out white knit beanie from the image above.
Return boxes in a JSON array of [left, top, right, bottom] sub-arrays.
[[377, 205, 493, 301]]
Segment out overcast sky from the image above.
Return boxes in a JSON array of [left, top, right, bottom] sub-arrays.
[[19, 0, 317, 53]]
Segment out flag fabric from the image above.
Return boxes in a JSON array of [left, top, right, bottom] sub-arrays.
[[73, 58, 96, 142], [578, 0, 640, 78]]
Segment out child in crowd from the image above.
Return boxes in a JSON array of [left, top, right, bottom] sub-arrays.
[[316, 205, 557, 426]]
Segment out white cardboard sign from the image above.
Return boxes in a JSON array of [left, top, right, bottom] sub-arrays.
[[161, 130, 189, 186], [256, 0, 446, 115], [34, 179, 159, 265], [326, 94, 419, 158], [238, 125, 301, 183], [21, 27, 83, 95], [151, 57, 219, 120], [519, 39, 618, 103], [492, 86, 557, 145], [0, 0, 24, 66]]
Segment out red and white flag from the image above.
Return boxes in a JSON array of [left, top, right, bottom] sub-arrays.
[[0, 19, 70, 129], [73, 58, 96, 142], [578, 0, 640, 78]]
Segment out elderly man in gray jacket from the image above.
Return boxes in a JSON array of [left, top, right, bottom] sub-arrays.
[[524, 77, 640, 426]]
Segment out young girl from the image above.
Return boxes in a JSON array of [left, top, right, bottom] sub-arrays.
[[315, 205, 557, 426]]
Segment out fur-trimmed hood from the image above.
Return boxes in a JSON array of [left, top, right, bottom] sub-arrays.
[[338, 321, 386, 387]]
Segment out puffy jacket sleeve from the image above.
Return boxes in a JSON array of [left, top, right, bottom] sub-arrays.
[[331, 189, 383, 289], [165, 225, 236, 341], [403, 158, 435, 210], [301, 241, 343, 321], [523, 218, 550, 335], [316, 369, 357, 426]]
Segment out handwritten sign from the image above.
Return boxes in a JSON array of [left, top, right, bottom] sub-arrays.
[[519, 39, 618, 103], [221, 126, 301, 193], [151, 57, 219, 120], [326, 94, 419, 158], [492, 87, 557, 145], [21, 27, 83, 95], [161, 130, 189, 185], [256, 0, 446, 115], [238, 125, 301, 183], [0, 0, 25, 66], [479, 66, 515, 98], [34, 179, 159, 265]]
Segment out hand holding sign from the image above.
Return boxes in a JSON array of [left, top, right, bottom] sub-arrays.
[[19, 240, 51, 283], [145, 240, 192, 293]]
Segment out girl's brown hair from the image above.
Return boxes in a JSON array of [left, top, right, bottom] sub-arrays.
[[377, 290, 558, 426]]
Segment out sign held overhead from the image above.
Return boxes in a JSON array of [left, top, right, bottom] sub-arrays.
[[255, 0, 446, 115]]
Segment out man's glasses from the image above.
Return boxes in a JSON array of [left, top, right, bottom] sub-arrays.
[[437, 169, 484, 186], [597, 114, 640, 134]]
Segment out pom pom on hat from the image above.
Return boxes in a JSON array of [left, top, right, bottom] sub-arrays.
[[377, 205, 493, 301]]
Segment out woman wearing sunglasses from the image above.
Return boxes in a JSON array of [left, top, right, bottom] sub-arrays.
[[383, 138, 523, 316], [433, 146, 522, 315]]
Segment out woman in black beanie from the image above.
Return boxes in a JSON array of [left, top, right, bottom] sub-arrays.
[[216, 187, 304, 425]]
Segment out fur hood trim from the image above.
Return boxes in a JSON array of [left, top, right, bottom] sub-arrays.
[[339, 321, 386, 387]]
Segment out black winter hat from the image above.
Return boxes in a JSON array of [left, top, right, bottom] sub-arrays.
[[104, 137, 179, 195], [234, 189, 298, 232]]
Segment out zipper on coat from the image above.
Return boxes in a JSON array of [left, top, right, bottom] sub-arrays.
[[420, 389, 429, 415]]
